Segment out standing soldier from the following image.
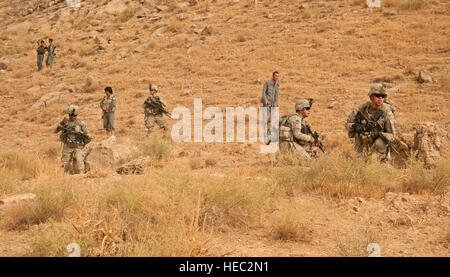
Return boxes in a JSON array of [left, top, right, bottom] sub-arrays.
[[45, 38, 56, 68], [279, 99, 323, 160], [55, 105, 92, 174], [36, 40, 46, 71], [345, 84, 396, 163], [99, 86, 116, 136], [261, 71, 280, 137], [143, 84, 169, 137]]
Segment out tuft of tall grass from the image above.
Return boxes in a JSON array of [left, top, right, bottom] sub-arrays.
[[400, 0, 428, 10], [335, 227, 382, 257], [401, 158, 449, 195], [142, 136, 172, 160], [1, 182, 75, 231], [271, 210, 313, 242]]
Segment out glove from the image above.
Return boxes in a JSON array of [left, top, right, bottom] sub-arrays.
[[353, 123, 364, 133]]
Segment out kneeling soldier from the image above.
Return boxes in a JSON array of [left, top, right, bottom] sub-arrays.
[[279, 99, 323, 160], [345, 84, 396, 163]]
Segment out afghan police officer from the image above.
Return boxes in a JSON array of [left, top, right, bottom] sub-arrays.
[[279, 99, 322, 160], [345, 84, 396, 163], [55, 105, 92, 174], [36, 40, 46, 71], [99, 86, 116, 136], [143, 84, 169, 137], [45, 38, 56, 68]]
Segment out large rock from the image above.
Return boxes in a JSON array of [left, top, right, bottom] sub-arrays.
[[86, 136, 140, 170], [31, 91, 69, 109], [412, 123, 448, 166]]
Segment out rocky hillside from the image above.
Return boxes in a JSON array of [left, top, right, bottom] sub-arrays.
[[0, 0, 449, 257]]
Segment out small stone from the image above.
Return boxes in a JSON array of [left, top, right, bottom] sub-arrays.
[[418, 70, 433, 83], [156, 5, 168, 12]]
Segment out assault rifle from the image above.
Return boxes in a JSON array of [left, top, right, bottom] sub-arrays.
[[56, 125, 92, 145], [305, 125, 325, 153], [354, 110, 398, 154], [144, 97, 171, 117]]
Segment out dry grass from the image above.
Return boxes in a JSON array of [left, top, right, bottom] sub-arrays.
[[271, 211, 313, 242], [276, 150, 449, 199], [400, 0, 429, 10], [142, 136, 172, 160], [1, 182, 75, 231], [18, 170, 274, 256], [335, 227, 382, 257]]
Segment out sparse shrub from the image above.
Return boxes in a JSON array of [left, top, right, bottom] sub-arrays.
[[200, 175, 274, 228], [400, 0, 428, 10], [27, 222, 95, 257], [277, 152, 397, 199], [116, 6, 141, 23], [143, 137, 172, 160], [271, 211, 313, 242], [190, 158, 204, 169], [402, 158, 449, 194], [1, 182, 75, 231], [0, 151, 42, 181], [335, 227, 381, 257]]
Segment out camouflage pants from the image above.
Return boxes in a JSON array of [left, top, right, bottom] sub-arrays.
[[354, 135, 390, 162], [145, 114, 168, 136], [37, 54, 44, 71], [61, 144, 85, 174], [279, 141, 318, 160], [102, 112, 115, 131], [46, 54, 54, 67]]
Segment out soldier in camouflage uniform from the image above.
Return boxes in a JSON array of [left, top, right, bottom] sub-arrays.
[[143, 84, 169, 137], [279, 99, 322, 160], [45, 38, 56, 68], [55, 105, 92, 174], [99, 86, 116, 136], [345, 84, 396, 163]]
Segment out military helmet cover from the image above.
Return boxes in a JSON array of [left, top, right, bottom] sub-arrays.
[[368, 83, 387, 97], [295, 99, 311, 111], [67, 105, 79, 116], [149, 84, 158, 92]]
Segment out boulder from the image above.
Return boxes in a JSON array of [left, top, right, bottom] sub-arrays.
[[86, 136, 141, 170], [412, 123, 448, 166], [31, 91, 69, 109]]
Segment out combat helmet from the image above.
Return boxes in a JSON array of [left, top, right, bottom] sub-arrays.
[[295, 99, 312, 111], [368, 83, 387, 97], [67, 105, 79, 116], [149, 84, 158, 92]]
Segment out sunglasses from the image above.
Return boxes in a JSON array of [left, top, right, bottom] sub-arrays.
[[373, 94, 386, 98], [304, 107, 311, 111]]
